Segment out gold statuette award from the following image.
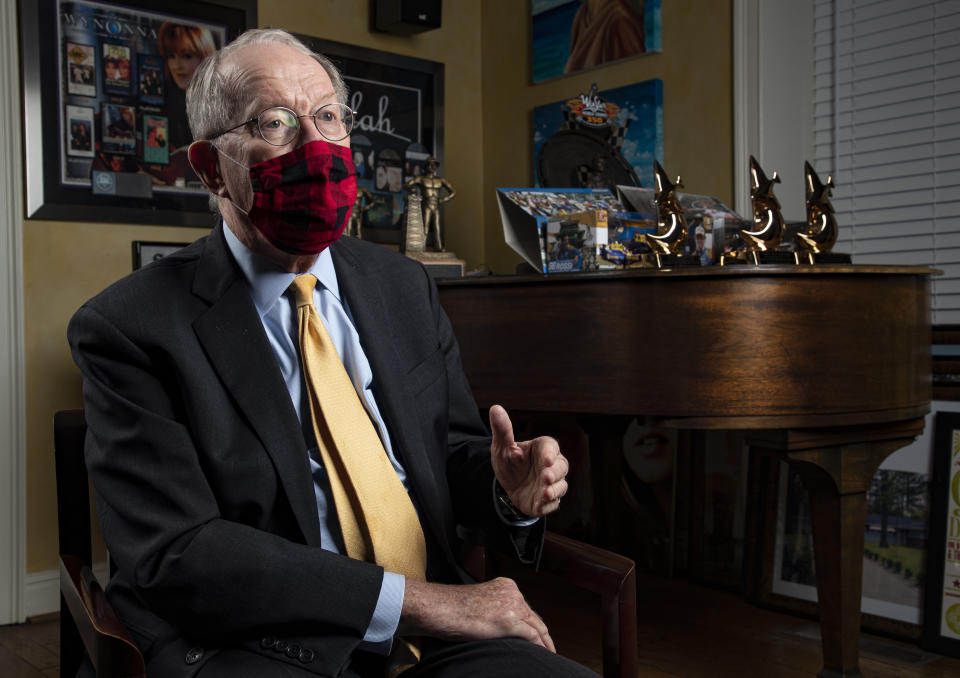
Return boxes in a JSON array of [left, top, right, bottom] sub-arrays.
[[647, 161, 698, 268], [402, 157, 464, 278], [794, 161, 848, 264], [739, 155, 787, 265]]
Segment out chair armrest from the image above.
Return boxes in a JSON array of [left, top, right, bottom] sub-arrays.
[[539, 533, 637, 678], [540, 531, 635, 598], [59, 555, 146, 678], [458, 525, 637, 678]]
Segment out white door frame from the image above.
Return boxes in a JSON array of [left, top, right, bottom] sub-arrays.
[[734, 0, 814, 222], [1, 0, 27, 626]]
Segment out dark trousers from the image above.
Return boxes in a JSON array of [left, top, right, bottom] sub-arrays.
[[195, 638, 598, 678]]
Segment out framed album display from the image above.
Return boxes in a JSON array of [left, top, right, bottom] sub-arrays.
[[21, 0, 255, 225]]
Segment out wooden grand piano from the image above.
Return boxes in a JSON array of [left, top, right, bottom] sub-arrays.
[[437, 264, 934, 678]]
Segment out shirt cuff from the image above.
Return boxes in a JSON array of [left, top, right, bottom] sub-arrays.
[[359, 571, 405, 653], [493, 478, 540, 527]]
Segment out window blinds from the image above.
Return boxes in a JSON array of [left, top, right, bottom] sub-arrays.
[[813, 0, 960, 323]]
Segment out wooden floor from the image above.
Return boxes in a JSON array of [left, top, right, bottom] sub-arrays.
[[4, 570, 960, 678], [513, 563, 960, 678], [0, 612, 58, 678]]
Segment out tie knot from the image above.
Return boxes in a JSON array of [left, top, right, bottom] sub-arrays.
[[289, 275, 317, 308]]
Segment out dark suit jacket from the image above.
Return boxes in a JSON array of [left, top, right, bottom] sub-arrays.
[[68, 225, 543, 677]]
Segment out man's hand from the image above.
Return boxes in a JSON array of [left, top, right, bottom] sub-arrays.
[[489, 405, 569, 517], [399, 578, 555, 652]]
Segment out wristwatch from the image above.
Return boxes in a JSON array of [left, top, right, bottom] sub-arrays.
[[495, 480, 532, 522]]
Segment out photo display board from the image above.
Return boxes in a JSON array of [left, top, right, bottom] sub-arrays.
[[22, 0, 254, 225]]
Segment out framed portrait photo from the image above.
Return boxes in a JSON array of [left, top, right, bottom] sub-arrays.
[[21, 0, 256, 226], [132, 240, 189, 270]]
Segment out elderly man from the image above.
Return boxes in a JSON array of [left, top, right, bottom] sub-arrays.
[[68, 28, 593, 678]]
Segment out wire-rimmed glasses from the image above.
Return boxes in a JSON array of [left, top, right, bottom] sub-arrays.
[[211, 102, 356, 145]]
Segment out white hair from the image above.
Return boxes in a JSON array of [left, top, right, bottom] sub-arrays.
[[186, 28, 348, 142]]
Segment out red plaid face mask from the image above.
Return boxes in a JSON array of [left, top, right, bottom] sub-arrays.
[[224, 140, 358, 255]]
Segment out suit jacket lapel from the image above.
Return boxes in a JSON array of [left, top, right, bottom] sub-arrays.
[[192, 225, 324, 547], [331, 241, 454, 561]]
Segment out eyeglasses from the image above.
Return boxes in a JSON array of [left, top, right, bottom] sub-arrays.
[[211, 103, 356, 145]]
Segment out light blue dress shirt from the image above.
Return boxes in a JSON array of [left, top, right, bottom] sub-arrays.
[[223, 225, 403, 651]]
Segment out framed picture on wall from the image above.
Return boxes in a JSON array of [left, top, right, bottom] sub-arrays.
[[21, 0, 256, 226], [531, 0, 662, 84], [533, 79, 662, 189], [132, 240, 189, 269], [294, 34, 444, 245]]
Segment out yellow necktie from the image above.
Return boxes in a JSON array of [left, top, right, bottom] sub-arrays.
[[289, 274, 427, 581], [291, 276, 424, 674]]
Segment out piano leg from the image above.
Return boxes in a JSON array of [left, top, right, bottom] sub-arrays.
[[789, 452, 871, 677], [751, 418, 925, 677]]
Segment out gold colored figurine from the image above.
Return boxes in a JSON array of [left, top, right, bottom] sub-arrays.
[[794, 161, 838, 264], [404, 156, 455, 251], [740, 155, 785, 264], [647, 160, 688, 267], [346, 186, 375, 240]]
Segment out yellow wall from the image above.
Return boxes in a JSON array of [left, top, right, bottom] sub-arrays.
[[24, 223, 211, 570], [24, 0, 733, 574]]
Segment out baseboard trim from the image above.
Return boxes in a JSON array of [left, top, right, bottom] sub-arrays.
[[25, 561, 110, 619]]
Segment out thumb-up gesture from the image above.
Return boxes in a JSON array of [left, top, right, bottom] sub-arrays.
[[489, 405, 569, 517]]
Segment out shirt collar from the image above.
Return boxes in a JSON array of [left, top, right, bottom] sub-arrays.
[[222, 221, 342, 317]]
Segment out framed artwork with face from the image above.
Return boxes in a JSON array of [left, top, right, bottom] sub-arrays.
[[21, 0, 255, 225], [531, 0, 662, 84]]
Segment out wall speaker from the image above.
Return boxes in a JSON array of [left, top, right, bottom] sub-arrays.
[[375, 0, 442, 34]]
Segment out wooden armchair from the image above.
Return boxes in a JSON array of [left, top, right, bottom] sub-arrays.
[[54, 409, 145, 678], [55, 409, 637, 678]]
